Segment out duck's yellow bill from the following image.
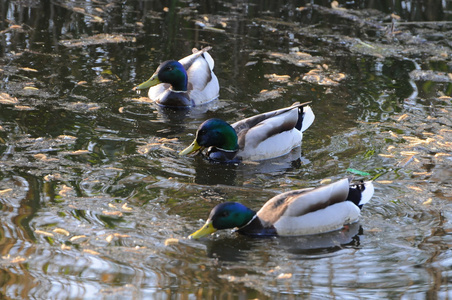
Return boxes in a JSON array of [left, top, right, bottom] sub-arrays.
[[189, 221, 217, 239], [135, 74, 160, 90], [179, 140, 201, 156]]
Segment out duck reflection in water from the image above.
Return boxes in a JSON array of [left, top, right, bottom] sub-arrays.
[[202, 223, 362, 262], [193, 146, 309, 186], [153, 101, 220, 127]]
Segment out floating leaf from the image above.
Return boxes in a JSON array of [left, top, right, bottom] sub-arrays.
[[11, 257, 26, 263], [407, 186, 423, 192], [164, 238, 179, 246], [59, 185, 73, 197], [422, 198, 433, 205], [57, 135, 77, 141], [70, 235, 87, 242], [60, 34, 135, 48], [378, 154, 395, 158], [14, 105, 34, 110], [61, 244, 71, 250], [113, 233, 130, 238], [83, 249, 100, 255], [376, 180, 393, 184], [35, 230, 54, 237], [44, 173, 62, 181], [69, 150, 90, 155], [435, 153, 450, 157], [0, 93, 19, 104], [277, 273, 292, 279], [347, 168, 371, 176], [20, 67, 38, 72], [106, 234, 114, 243], [122, 203, 132, 211], [264, 73, 290, 83], [320, 178, 332, 184], [102, 211, 123, 216], [53, 228, 70, 236]]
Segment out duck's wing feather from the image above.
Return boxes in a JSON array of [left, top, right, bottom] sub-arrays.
[[179, 47, 214, 89], [178, 47, 213, 70], [273, 201, 360, 236], [178, 47, 219, 104], [232, 103, 310, 150], [257, 178, 352, 226]]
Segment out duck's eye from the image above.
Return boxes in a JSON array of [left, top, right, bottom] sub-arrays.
[[166, 66, 173, 71], [220, 211, 229, 217]]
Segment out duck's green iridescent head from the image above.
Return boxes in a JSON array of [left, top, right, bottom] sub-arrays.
[[135, 60, 188, 91], [189, 202, 256, 239], [179, 119, 239, 156]]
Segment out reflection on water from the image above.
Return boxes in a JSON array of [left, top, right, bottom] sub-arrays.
[[1, 0, 452, 299], [202, 222, 362, 262], [191, 146, 307, 185]]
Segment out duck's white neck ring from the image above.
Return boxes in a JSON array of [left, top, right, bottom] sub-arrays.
[[238, 214, 258, 230], [207, 146, 238, 153], [169, 87, 187, 93], [218, 148, 237, 153]]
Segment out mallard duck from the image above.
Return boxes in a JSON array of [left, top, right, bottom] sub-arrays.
[[179, 102, 315, 162], [134, 47, 219, 107], [189, 177, 374, 239]]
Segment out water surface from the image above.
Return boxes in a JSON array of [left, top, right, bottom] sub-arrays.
[[1, 0, 452, 299]]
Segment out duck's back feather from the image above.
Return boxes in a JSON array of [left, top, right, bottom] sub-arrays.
[[256, 178, 360, 236], [238, 130, 302, 161], [257, 178, 351, 224], [231, 103, 313, 160], [273, 201, 360, 235], [181, 47, 219, 105], [179, 47, 213, 70], [231, 104, 300, 135]]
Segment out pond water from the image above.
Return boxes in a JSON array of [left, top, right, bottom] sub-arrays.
[[1, 0, 452, 299]]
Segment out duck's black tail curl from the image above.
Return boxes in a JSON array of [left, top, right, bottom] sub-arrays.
[[347, 181, 374, 209], [295, 103, 315, 132]]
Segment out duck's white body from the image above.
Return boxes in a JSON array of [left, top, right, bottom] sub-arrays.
[[257, 178, 374, 236], [148, 48, 219, 106]]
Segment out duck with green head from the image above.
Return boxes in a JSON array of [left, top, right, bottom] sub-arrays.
[[179, 102, 315, 163], [189, 177, 374, 239], [134, 47, 219, 107]]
